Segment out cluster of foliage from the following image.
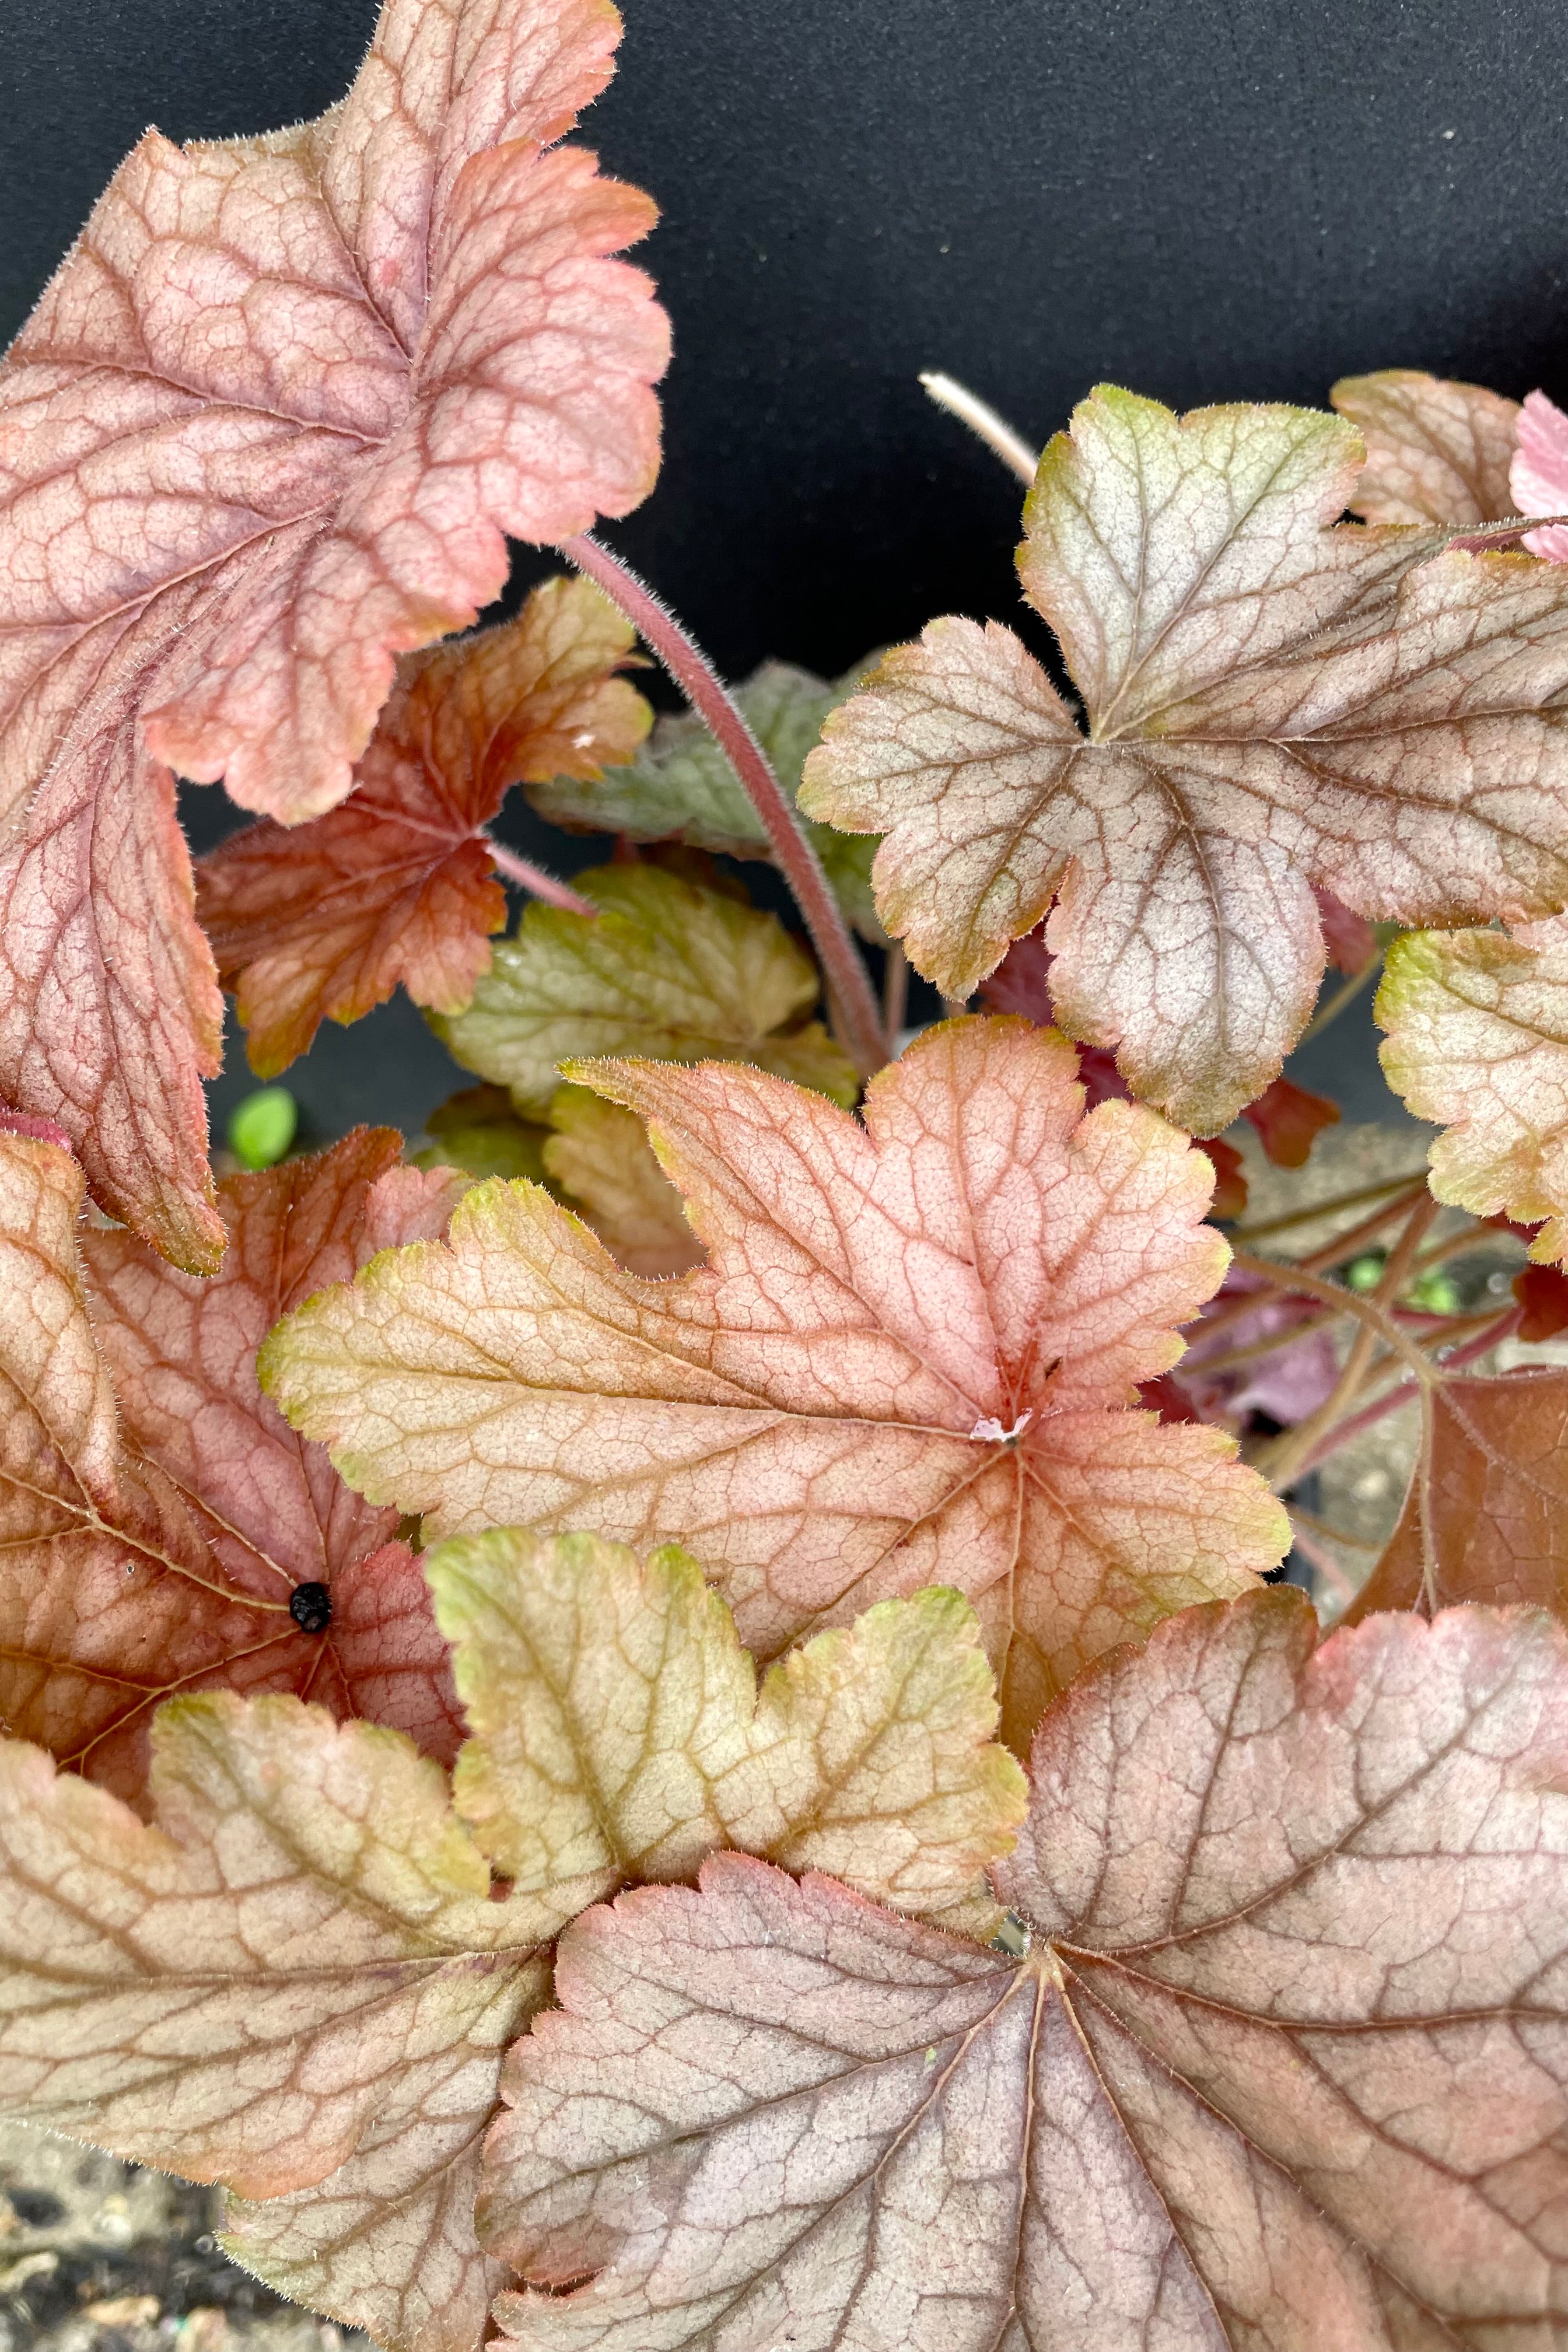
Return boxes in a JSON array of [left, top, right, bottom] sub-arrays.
[[2, 1, 1568, 2345]]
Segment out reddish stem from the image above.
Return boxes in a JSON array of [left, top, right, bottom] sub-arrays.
[[559, 533, 890, 1077], [1293, 1307, 1523, 1477], [484, 835, 596, 917]]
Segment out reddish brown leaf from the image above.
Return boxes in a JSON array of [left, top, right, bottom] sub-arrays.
[[485, 1591, 1568, 2350], [199, 580, 649, 1074], [1240, 1073, 1340, 1167], [1516, 1261, 1568, 1341], [0, 0, 667, 1264], [1348, 1366, 1568, 1619], [1200, 1133, 1248, 1220], [0, 1127, 464, 1800], [263, 1019, 1288, 1752], [1312, 882, 1378, 975]]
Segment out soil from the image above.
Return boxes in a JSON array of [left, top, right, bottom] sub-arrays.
[[0, 2122, 369, 2352]]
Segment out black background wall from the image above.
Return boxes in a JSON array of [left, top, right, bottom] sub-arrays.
[[2, 0, 1564, 1138]]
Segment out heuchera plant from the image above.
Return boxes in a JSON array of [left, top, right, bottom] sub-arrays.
[[2, 2, 1568, 2346]]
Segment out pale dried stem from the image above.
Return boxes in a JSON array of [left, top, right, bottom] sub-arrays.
[[559, 533, 890, 1077], [1249, 1200, 1439, 1490], [1228, 1171, 1431, 1246], [1196, 1184, 1434, 1356], [919, 372, 1040, 485], [484, 835, 597, 916], [1298, 954, 1381, 1045], [1285, 1516, 1358, 1609], [1291, 1307, 1522, 1482]]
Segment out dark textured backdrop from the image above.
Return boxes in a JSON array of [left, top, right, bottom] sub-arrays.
[[2, 0, 1563, 1137]]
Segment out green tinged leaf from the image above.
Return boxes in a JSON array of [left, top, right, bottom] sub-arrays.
[[432, 863, 860, 1112], [0, 1534, 1023, 2350], [411, 1086, 550, 1184], [527, 658, 887, 939]]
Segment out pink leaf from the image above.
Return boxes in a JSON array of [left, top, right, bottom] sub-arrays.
[[0, 0, 668, 1266], [1513, 389, 1568, 563]]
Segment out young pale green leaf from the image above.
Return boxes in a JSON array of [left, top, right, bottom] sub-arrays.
[[801, 386, 1568, 1132], [429, 1528, 1024, 1921], [432, 863, 858, 1114], [541, 1083, 701, 1275], [412, 1083, 699, 1275], [261, 1019, 1286, 1751], [413, 1085, 552, 1185], [0, 1697, 551, 2351], [1378, 922, 1568, 1260], [528, 657, 886, 938], [1332, 369, 1521, 525], [484, 1592, 1568, 2352]]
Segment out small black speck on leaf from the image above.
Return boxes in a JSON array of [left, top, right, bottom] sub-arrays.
[[289, 1582, 331, 1635]]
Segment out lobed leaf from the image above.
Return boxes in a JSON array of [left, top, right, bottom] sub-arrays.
[[801, 386, 1568, 1131], [1332, 368, 1520, 524], [0, 1697, 551, 2351], [432, 861, 859, 1113], [429, 1528, 1024, 1924], [198, 580, 649, 1074], [0, 0, 668, 1264], [528, 655, 887, 938], [261, 1018, 1287, 1750], [414, 1083, 552, 1185], [0, 1531, 1021, 2348], [485, 1591, 1568, 2351], [0, 1127, 464, 1800], [1378, 922, 1568, 1261], [1348, 1367, 1568, 1620]]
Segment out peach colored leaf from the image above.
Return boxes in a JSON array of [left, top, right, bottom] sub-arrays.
[[1332, 368, 1520, 524], [0, 0, 667, 1263], [529, 654, 888, 940], [433, 861, 859, 1113], [1346, 1366, 1568, 1620], [484, 1590, 1568, 2351], [0, 1696, 551, 2352], [1513, 388, 1568, 562], [1377, 923, 1568, 1263], [1240, 1074, 1340, 1168], [0, 1127, 464, 1800], [198, 579, 649, 1074], [428, 1528, 1025, 1925], [800, 385, 1568, 1132], [540, 1082, 701, 1275], [261, 1019, 1287, 1752]]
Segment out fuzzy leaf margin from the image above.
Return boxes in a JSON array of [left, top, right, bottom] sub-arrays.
[[0, 0, 668, 1266], [261, 1016, 1287, 1751], [484, 1590, 1568, 2352], [800, 384, 1568, 1132]]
